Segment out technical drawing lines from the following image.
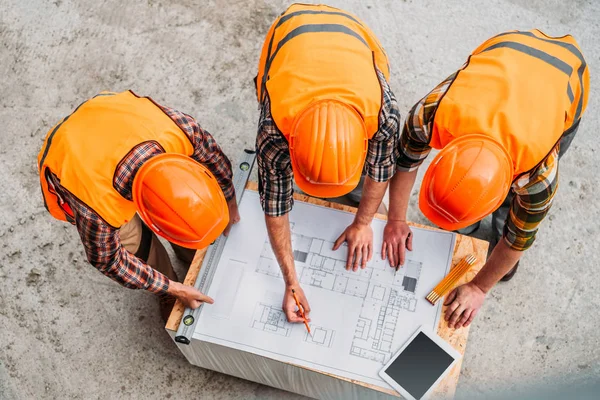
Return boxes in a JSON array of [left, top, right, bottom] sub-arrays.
[[250, 303, 292, 337], [350, 284, 419, 365], [304, 326, 336, 348]]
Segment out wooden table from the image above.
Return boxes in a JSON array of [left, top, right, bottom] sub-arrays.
[[166, 182, 489, 399]]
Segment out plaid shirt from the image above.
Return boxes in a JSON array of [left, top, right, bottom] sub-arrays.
[[397, 73, 562, 251], [46, 103, 234, 295], [257, 69, 400, 216]]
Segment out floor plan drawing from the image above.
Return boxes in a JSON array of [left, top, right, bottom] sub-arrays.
[[256, 226, 425, 365], [194, 190, 456, 389], [250, 303, 292, 337], [350, 283, 419, 363], [345, 258, 422, 364], [304, 326, 335, 348], [258, 231, 422, 297]]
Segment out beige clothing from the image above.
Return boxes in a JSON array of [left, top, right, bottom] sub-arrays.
[[119, 214, 196, 321]]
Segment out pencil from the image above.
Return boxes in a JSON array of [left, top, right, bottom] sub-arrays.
[[291, 289, 311, 334]]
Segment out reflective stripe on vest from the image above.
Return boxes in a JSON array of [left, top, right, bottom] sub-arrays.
[[256, 3, 389, 138], [263, 23, 370, 95], [432, 29, 589, 177], [38, 91, 195, 227], [488, 30, 588, 123]]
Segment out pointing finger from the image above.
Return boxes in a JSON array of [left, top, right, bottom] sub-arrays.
[[199, 294, 215, 304]]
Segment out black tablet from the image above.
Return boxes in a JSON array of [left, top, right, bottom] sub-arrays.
[[379, 326, 461, 399]]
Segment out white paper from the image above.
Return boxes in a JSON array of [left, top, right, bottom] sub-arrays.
[[193, 190, 455, 389]]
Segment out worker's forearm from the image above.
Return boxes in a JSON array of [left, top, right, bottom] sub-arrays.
[[388, 170, 418, 221], [354, 177, 389, 226], [265, 214, 298, 286], [471, 239, 523, 293]]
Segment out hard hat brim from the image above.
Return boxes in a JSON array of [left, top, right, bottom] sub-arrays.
[[292, 161, 363, 198], [418, 187, 482, 231]]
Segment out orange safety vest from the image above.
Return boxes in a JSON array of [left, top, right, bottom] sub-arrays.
[[256, 3, 389, 139], [433, 29, 589, 177], [37, 91, 194, 228]]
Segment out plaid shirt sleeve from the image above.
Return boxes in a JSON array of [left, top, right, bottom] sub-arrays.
[[396, 73, 457, 171], [47, 174, 170, 295], [256, 97, 294, 217], [159, 105, 235, 201], [364, 69, 401, 182], [505, 147, 559, 251]]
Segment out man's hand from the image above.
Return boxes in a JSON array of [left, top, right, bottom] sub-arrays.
[[444, 282, 486, 329], [264, 214, 308, 322], [382, 220, 413, 268], [282, 284, 311, 323], [333, 222, 373, 271], [168, 281, 214, 309], [223, 198, 241, 236]]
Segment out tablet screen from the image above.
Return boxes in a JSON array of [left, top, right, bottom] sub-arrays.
[[383, 332, 456, 399]]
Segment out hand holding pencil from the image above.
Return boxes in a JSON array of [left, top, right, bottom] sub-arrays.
[[282, 284, 311, 328], [292, 289, 311, 335]]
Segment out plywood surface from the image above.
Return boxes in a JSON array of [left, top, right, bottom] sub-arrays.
[[166, 181, 489, 398]]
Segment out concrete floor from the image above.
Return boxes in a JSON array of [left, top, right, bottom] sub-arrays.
[[1, 0, 599, 398]]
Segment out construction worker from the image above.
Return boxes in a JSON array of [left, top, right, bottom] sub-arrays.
[[38, 91, 239, 321], [255, 4, 400, 323], [386, 30, 589, 329]]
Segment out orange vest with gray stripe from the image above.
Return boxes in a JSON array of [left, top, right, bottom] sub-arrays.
[[37, 91, 194, 227], [433, 29, 589, 177], [256, 3, 389, 139]]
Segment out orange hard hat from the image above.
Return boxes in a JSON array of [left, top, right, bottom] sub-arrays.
[[419, 134, 514, 231], [132, 153, 229, 249], [289, 99, 368, 198]]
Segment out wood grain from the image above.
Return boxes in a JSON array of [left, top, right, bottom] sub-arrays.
[[166, 181, 489, 398]]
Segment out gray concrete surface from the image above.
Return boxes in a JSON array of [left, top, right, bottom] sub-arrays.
[[1, 0, 599, 399]]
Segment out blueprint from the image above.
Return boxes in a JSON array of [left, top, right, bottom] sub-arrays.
[[193, 190, 455, 388]]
